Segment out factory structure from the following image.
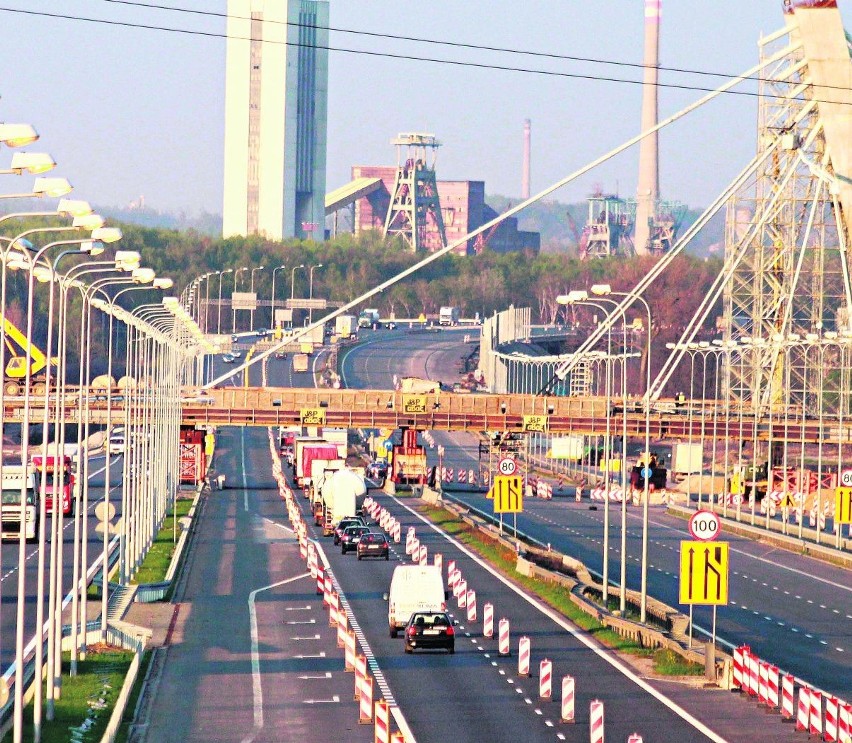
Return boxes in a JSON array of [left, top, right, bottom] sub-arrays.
[[326, 133, 540, 256], [222, 0, 329, 241]]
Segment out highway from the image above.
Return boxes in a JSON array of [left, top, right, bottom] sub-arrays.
[[340, 328, 852, 699], [0, 451, 125, 670]]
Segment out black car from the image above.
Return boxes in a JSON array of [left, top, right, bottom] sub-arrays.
[[403, 611, 455, 654], [333, 516, 366, 545], [356, 532, 389, 561], [340, 525, 370, 554]]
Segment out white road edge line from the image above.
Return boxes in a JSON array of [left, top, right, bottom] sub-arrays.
[[395, 495, 729, 743], [242, 571, 311, 743]]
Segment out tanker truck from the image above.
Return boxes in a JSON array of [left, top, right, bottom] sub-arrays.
[[319, 469, 367, 537]]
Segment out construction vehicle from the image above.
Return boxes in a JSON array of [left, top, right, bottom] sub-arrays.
[[32, 454, 75, 516], [390, 429, 428, 486], [1, 463, 39, 543], [2, 318, 58, 396], [293, 353, 310, 373]]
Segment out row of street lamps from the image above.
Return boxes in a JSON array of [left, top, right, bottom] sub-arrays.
[[0, 121, 210, 741]]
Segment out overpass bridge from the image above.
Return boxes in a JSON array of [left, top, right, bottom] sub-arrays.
[[5, 386, 848, 445]]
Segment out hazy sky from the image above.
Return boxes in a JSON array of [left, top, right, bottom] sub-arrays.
[[1, 1, 850, 216]]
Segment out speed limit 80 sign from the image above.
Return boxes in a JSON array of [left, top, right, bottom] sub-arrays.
[[497, 457, 517, 476], [688, 510, 721, 541]]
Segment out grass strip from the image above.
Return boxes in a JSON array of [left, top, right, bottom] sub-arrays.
[[417, 504, 703, 676], [131, 497, 194, 585], [19, 648, 134, 743]]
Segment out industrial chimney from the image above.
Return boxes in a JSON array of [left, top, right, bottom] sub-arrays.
[[634, 0, 661, 256], [522, 119, 531, 200]]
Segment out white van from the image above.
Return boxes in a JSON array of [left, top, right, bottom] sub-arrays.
[[386, 565, 446, 637]]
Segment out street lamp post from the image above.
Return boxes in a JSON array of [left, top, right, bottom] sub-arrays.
[[270, 264, 286, 330], [308, 263, 323, 325], [250, 265, 265, 331], [216, 269, 233, 336], [232, 266, 248, 333], [290, 264, 305, 328]]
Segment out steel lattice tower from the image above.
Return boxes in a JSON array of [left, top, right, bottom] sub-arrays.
[[383, 133, 447, 252]]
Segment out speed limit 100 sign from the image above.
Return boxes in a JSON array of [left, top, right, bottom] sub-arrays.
[[688, 510, 721, 541], [497, 457, 517, 476]]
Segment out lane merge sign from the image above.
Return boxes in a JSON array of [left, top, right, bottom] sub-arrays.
[[679, 541, 729, 605], [498, 457, 517, 476], [835, 487, 852, 525], [688, 510, 721, 541], [490, 475, 524, 513]]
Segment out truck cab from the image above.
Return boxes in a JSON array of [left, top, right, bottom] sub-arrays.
[[32, 454, 75, 516], [358, 309, 381, 329], [1, 464, 39, 543], [439, 306, 460, 326]]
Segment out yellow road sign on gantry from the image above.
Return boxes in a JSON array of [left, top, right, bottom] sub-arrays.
[[490, 475, 524, 513], [300, 408, 326, 426], [835, 487, 852, 525], [679, 541, 729, 605]]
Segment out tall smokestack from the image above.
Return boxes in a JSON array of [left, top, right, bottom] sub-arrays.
[[522, 119, 531, 199], [635, 0, 660, 256]]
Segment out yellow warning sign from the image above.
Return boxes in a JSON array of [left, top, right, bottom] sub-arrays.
[[300, 408, 326, 426], [402, 394, 428, 414], [679, 541, 729, 606], [778, 493, 796, 509], [523, 415, 548, 433], [835, 487, 852, 525], [490, 475, 524, 513]]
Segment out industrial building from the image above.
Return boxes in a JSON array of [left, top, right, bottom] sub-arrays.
[[327, 163, 540, 256], [222, 0, 329, 241]]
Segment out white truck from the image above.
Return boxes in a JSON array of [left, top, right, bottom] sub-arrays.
[[439, 306, 460, 326], [311, 458, 345, 522], [385, 564, 446, 637], [319, 469, 367, 536], [335, 315, 358, 338], [1, 464, 39, 543], [398, 377, 441, 394], [321, 428, 349, 459], [549, 435, 585, 462], [358, 309, 381, 329], [671, 442, 703, 480]]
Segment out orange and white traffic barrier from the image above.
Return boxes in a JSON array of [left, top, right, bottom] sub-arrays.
[[758, 661, 768, 705], [299, 535, 307, 559], [627, 735, 644, 743], [797, 687, 811, 732], [345, 629, 356, 671], [452, 574, 463, 597], [329, 592, 340, 628], [825, 696, 840, 742], [447, 559, 456, 581], [732, 646, 746, 690], [392, 522, 401, 543], [518, 636, 531, 676], [466, 590, 477, 622], [539, 659, 552, 699], [810, 689, 823, 737], [390, 732, 404, 743], [307, 542, 318, 576], [355, 654, 367, 701], [780, 674, 795, 719], [418, 544, 427, 565], [434, 553, 442, 573], [766, 665, 779, 709], [839, 702, 851, 742], [458, 580, 468, 609], [316, 566, 325, 596], [560, 675, 575, 723], [323, 573, 333, 607], [375, 699, 391, 743], [498, 618, 510, 655], [590, 700, 605, 743], [483, 602, 494, 637], [409, 537, 420, 557], [747, 652, 759, 696], [359, 676, 373, 724], [337, 609, 348, 647]]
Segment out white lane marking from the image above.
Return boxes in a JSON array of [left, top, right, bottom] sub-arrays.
[[395, 496, 730, 743], [291, 634, 321, 641], [304, 696, 339, 704], [242, 572, 311, 743], [284, 605, 311, 611], [265, 518, 295, 535], [298, 672, 332, 680], [285, 619, 315, 625], [294, 653, 326, 659], [241, 428, 249, 511]]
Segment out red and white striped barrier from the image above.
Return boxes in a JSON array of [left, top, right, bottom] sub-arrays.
[[337, 608, 348, 648], [811, 689, 823, 736], [359, 675, 373, 724], [498, 618, 510, 655], [434, 553, 442, 573], [539, 659, 552, 699], [732, 646, 746, 690], [781, 674, 795, 719], [826, 696, 840, 742], [627, 735, 644, 743], [561, 675, 575, 723], [442, 467, 454, 483], [766, 665, 779, 709], [458, 580, 468, 608], [590, 700, 605, 743], [390, 732, 404, 743], [483, 602, 494, 638], [839, 703, 851, 742], [307, 542, 318, 577], [418, 544, 427, 565], [392, 522, 401, 543], [536, 481, 553, 499], [323, 573, 333, 607], [375, 699, 391, 743], [329, 592, 340, 628], [457, 469, 468, 485], [345, 629, 356, 671], [747, 652, 759, 696], [355, 654, 367, 700], [758, 661, 768, 704], [518, 636, 531, 676], [797, 687, 811, 732], [451, 572, 463, 595], [466, 590, 477, 622], [316, 566, 324, 596], [447, 559, 456, 581]]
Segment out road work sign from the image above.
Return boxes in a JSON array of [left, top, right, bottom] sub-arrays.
[[490, 475, 523, 513], [835, 487, 852, 525], [679, 541, 729, 606]]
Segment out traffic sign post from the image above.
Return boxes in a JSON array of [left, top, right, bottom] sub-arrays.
[[688, 510, 721, 541], [679, 539, 729, 651]]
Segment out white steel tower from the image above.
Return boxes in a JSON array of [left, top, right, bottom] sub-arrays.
[[223, 0, 329, 241]]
